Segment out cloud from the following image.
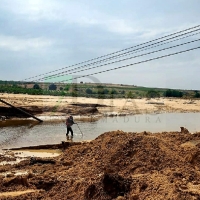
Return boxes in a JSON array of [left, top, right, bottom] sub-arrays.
[[1, 0, 65, 21], [0, 0, 138, 35], [0, 0, 200, 89], [0, 35, 53, 51]]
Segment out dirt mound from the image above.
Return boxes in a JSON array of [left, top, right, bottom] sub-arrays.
[[1, 130, 200, 199]]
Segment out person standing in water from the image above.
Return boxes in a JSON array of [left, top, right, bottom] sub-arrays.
[[66, 115, 76, 137]]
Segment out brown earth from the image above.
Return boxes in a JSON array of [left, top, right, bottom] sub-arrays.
[[1, 129, 200, 199]]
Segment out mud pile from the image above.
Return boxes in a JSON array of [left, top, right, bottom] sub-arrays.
[[1, 130, 200, 199]]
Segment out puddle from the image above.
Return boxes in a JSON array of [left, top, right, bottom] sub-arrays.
[[14, 171, 29, 176], [0, 170, 28, 177], [0, 149, 61, 165], [0, 158, 25, 166], [13, 149, 62, 158]]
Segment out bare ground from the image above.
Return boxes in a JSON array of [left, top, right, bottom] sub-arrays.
[[1, 130, 200, 199]]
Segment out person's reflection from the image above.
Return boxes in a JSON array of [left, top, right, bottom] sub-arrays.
[[66, 135, 73, 141]]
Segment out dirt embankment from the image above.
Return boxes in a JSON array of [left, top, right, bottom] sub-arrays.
[[1, 130, 200, 199]]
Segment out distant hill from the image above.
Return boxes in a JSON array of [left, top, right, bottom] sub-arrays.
[[0, 80, 199, 99]]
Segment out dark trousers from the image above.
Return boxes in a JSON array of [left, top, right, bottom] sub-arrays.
[[66, 126, 73, 136]]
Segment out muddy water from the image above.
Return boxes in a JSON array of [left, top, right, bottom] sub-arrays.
[[13, 149, 62, 158], [0, 113, 200, 151]]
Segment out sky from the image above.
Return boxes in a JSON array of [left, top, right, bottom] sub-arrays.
[[0, 0, 200, 90]]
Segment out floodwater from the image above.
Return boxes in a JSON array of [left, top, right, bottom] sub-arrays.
[[0, 113, 200, 151]]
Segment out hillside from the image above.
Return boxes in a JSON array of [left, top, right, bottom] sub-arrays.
[[0, 80, 199, 99]]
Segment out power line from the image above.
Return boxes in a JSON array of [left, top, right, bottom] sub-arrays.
[[54, 38, 200, 80], [32, 27, 200, 82], [83, 28, 200, 67], [97, 31, 200, 62], [53, 46, 200, 83], [36, 35, 200, 80], [23, 25, 200, 81]]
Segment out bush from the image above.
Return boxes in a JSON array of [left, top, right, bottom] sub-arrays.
[[110, 89, 117, 95], [49, 84, 57, 90], [165, 89, 183, 97], [146, 90, 160, 98], [194, 91, 200, 98], [86, 88, 93, 94], [64, 85, 70, 91], [127, 91, 133, 98], [33, 84, 40, 89], [97, 85, 104, 89]]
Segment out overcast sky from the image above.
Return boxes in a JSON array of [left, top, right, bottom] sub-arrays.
[[0, 0, 200, 90]]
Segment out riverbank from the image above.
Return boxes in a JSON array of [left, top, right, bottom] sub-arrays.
[[1, 94, 200, 119], [1, 130, 200, 199]]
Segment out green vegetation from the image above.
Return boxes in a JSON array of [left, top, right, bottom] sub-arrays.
[[164, 89, 183, 97], [0, 80, 199, 99], [33, 84, 40, 90], [49, 84, 57, 90], [194, 90, 200, 98], [86, 88, 93, 94], [146, 90, 160, 98], [127, 91, 134, 98]]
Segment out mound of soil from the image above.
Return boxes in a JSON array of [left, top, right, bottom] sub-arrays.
[[1, 130, 200, 199]]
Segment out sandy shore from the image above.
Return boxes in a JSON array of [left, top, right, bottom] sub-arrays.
[[1, 93, 200, 118]]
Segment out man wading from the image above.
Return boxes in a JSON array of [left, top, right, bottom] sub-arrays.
[[66, 115, 76, 137]]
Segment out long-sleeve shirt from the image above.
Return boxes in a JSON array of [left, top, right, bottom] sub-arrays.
[[66, 117, 75, 127]]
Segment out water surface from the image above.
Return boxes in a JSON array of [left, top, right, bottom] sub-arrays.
[[0, 113, 200, 151]]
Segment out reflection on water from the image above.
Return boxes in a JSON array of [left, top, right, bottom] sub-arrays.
[[0, 119, 39, 128], [1, 113, 200, 151], [13, 149, 62, 158]]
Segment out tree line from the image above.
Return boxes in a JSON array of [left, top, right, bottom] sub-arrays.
[[0, 81, 199, 99]]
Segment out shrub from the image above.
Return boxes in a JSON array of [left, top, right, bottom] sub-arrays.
[[86, 88, 93, 94], [33, 84, 40, 89], [49, 84, 57, 90], [146, 90, 160, 98], [165, 89, 183, 97]]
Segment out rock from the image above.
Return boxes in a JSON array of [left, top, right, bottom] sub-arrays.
[[180, 127, 190, 134]]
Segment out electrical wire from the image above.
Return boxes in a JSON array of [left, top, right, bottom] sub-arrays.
[[53, 38, 200, 81], [35, 34, 200, 82], [54, 46, 200, 83], [23, 25, 200, 81]]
